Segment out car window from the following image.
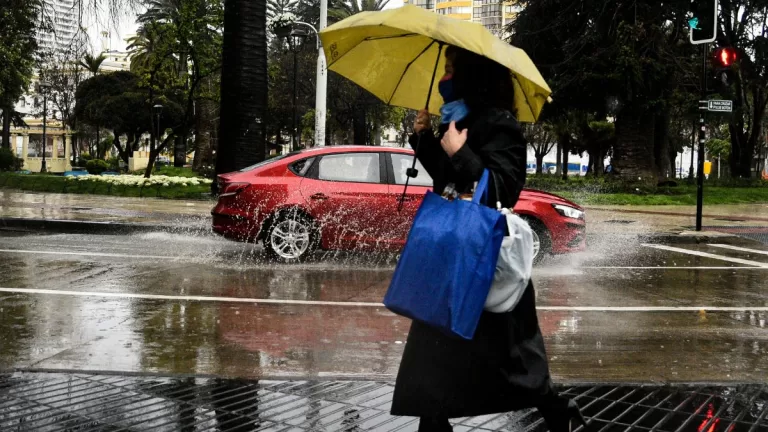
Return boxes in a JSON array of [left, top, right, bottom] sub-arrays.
[[239, 151, 301, 172], [289, 157, 315, 177], [317, 153, 381, 183], [391, 154, 433, 187]]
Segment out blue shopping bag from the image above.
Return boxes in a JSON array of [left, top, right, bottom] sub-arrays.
[[384, 170, 506, 340]]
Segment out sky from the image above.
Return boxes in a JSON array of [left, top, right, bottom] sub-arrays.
[[88, 0, 407, 53]]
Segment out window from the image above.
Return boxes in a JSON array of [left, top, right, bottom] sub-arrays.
[[391, 154, 433, 187], [318, 153, 380, 183], [289, 157, 315, 176], [238, 151, 300, 172], [437, 6, 472, 14]]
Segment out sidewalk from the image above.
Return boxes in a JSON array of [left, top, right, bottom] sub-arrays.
[[1, 371, 765, 431], [0, 190, 214, 233]]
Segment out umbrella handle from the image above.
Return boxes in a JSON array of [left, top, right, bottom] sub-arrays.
[[398, 42, 444, 213]]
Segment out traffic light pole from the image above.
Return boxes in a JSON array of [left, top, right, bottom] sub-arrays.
[[696, 43, 708, 232]]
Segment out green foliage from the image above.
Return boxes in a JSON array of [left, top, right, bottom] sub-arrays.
[[0, 0, 43, 111], [707, 138, 730, 159], [85, 159, 110, 175], [0, 148, 23, 172], [0, 172, 211, 199]]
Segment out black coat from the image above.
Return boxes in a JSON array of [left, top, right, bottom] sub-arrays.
[[391, 109, 557, 419]]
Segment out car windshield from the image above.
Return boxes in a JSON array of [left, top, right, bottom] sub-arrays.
[[238, 151, 301, 172]]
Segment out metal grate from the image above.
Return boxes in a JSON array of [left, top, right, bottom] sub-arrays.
[[1, 373, 768, 431]]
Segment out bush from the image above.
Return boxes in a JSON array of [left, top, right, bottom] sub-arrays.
[[85, 159, 110, 175], [0, 148, 24, 172], [107, 157, 121, 171]]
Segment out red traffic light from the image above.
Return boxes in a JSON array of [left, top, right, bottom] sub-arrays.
[[713, 47, 738, 67]]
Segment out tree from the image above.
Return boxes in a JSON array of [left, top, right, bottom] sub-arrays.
[[74, 71, 185, 164], [131, 0, 224, 176], [512, 0, 699, 184], [0, 0, 43, 149], [329, 0, 390, 20], [217, 0, 268, 175], [38, 44, 89, 162], [80, 53, 107, 76], [716, 0, 768, 178], [524, 124, 556, 175]]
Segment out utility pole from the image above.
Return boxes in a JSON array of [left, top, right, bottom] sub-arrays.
[[315, 0, 328, 146]]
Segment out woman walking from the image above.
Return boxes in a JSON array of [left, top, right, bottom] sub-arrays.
[[390, 45, 586, 432]]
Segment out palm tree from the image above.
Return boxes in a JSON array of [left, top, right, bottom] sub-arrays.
[[79, 53, 106, 76], [330, 0, 390, 20], [267, 0, 298, 19], [216, 0, 268, 175]]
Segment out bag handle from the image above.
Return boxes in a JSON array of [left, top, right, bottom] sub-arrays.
[[471, 170, 490, 205]]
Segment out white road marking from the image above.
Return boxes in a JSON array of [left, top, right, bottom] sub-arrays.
[[642, 244, 768, 268], [0, 287, 767, 312], [578, 266, 768, 270], [0, 249, 179, 260], [709, 244, 768, 257]]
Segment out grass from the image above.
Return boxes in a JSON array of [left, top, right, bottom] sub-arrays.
[[130, 166, 200, 178], [557, 187, 768, 206], [527, 175, 768, 206], [0, 172, 211, 200]]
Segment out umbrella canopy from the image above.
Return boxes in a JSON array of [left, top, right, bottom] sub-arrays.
[[319, 5, 552, 123]]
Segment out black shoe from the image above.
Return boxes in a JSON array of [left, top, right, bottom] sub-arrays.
[[567, 399, 588, 431], [540, 398, 588, 432]]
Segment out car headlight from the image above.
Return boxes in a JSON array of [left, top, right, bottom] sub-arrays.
[[552, 204, 584, 220]]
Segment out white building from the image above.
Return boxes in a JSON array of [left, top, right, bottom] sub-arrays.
[[404, 0, 522, 34], [39, 0, 79, 53]]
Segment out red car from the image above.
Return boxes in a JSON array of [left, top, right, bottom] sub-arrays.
[[212, 146, 585, 262]]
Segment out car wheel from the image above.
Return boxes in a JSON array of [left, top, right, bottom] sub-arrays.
[[265, 210, 318, 262], [521, 217, 552, 264]]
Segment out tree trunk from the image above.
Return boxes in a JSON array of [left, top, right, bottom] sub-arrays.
[[1, 107, 11, 149], [216, 0, 268, 175], [613, 102, 657, 184], [193, 97, 215, 170], [654, 110, 671, 179], [555, 142, 561, 176], [562, 146, 569, 180], [353, 105, 366, 145], [535, 153, 544, 174]]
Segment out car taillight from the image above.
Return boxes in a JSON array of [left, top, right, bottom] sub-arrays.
[[219, 182, 250, 197]]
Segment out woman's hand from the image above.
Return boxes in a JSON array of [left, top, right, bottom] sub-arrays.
[[413, 109, 431, 133], [440, 122, 468, 157]]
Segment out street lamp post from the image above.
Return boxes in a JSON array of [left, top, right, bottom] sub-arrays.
[[37, 81, 52, 173], [275, 21, 324, 149]]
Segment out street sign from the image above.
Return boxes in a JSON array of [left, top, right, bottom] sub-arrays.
[[699, 99, 733, 113], [708, 99, 733, 112]]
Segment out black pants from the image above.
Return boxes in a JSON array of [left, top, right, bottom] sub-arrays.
[[418, 418, 452, 432]]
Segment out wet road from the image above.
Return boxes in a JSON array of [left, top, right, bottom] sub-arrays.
[[1, 230, 768, 384]]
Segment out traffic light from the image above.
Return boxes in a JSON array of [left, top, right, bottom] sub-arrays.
[[710, 46, 737, 96], [689, 0, 718, 44]]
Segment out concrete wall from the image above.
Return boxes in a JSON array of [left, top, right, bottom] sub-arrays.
[[129, 151, 150, 172]]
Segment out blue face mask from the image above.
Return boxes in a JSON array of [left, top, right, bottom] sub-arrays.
[[438, 76, 457, 103]]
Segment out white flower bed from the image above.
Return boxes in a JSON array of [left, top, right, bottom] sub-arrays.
[[66, 175, 212, 187]]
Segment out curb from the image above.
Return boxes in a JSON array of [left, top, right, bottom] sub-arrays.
[[0, 217, 212, 236]]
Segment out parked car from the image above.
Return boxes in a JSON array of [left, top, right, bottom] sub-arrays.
[[156, 156, 171, 166], [212, 146, 586, 262]]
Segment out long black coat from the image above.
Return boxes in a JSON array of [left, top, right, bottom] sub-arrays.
[[390, 109, 557, 419]]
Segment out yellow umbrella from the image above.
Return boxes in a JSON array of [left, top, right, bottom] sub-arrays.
[[319, 5, 552, 123]]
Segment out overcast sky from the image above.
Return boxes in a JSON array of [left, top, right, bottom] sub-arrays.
[[87, 0, 407, 53]]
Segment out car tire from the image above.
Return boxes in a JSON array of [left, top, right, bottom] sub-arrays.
[[521, 216, 552, 264], [264, 209, 319, 263]]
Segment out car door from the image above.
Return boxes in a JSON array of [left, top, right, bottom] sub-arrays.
[[299, 152, 391, 250], [385, 152, 434, 246]]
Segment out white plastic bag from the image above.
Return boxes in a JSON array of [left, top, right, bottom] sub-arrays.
[[484, 209, 534, 313]]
